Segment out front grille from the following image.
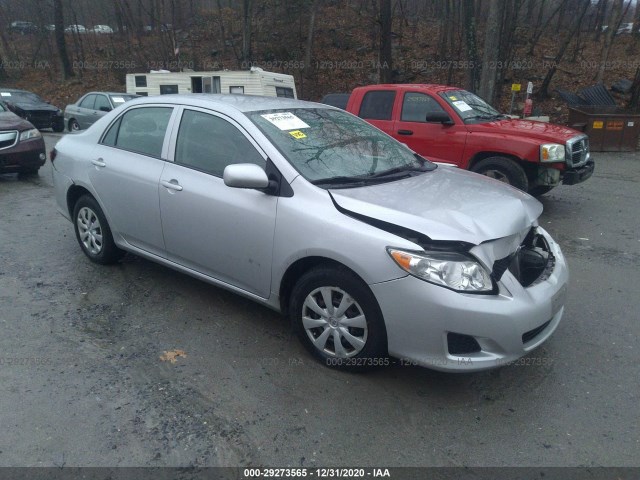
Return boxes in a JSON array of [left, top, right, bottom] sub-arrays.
[[447, 332, 481, 355], [25, 111, 55, 127], [0, 130, 18, 150], [522, 320, 551, 344], [567, 135, 589, 167]]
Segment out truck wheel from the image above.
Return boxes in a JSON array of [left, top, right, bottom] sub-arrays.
[[529, 186, 554, 197], [471, 157, 528, 192]]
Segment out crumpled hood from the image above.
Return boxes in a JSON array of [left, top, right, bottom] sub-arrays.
[[330, 167, 542, 245], [7, 101, 59, 113], [0, 111, 35, 131]]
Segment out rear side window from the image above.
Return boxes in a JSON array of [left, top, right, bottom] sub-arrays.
[[358, 90, 396, 120], [102, 107, 173, 158], [174, 109, 264, 177], [401, 92, 447, 122], [79, 94, 96, 109]]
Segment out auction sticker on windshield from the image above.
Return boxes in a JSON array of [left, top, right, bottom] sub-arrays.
[[452, 100, 472, 112], [289, 130, 307, 139], [261, 112, 310, 130], [1, 92, 11, 97], [111, 97, 125, 103]]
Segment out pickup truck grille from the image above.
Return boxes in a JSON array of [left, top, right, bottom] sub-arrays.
[[0, 130, 18, 150], [566, 135, 589, 167]]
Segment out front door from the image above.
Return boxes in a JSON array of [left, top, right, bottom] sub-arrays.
[[393, 91, 468, 166], [159, 108, 277, 298]]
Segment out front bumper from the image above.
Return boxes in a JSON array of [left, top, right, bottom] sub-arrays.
[[563, 159, 594, 185], [370, 229, 569, 372], [0, 137, 46, 172]]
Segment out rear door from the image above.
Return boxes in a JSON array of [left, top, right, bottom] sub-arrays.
[[89, 105, 175, 256], [159, 107, 277, 298], [393, 91, 468, 165], [77, 94, 97, 129]]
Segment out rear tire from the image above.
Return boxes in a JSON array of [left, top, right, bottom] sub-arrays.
[[289, 266, 387, 371], [52, 121, 64, 133], [471, 156, 529, 192], [72, 195, 124, 265]]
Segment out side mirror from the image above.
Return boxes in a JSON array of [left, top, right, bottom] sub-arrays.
[[99, 106, 112, 112], [425, 111, 454, 125], [223, 163, 269, 189]]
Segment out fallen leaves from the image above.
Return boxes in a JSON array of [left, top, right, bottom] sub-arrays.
[[159, 349, 187, 364]]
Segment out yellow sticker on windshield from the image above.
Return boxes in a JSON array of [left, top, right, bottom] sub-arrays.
[[449, 96, 457, 101], [289, 130, 307, 139]]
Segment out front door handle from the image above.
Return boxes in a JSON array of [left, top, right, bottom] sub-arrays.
[[91, 158, 106, 167], [397, 129, 413, 135], [161, 179, 183, 191]]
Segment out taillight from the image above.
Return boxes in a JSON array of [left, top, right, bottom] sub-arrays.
[[50, 148, 57, 163]]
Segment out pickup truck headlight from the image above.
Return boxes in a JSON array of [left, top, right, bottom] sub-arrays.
[[387, 248, 494, 293], [19, 128, 41, 141], [540, 143, 565, 162]]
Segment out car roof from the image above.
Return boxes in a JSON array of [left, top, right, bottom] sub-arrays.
[[128, 94, 331, 113], [0, 88, 30, 93], [85, 91, 137, 96], [353, 84, 460, 94]]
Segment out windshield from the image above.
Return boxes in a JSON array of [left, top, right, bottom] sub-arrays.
[[439, 90, 504, 123], [247, 108, 435, 187], [109, 94, 138, 105], [0, 91, 45, 104]]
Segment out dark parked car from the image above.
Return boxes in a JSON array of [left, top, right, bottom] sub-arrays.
[[0, 101, 46, 174], [64, 92, 138, 131], [0, 88, 65, 132], [10, 21, 38, 34]]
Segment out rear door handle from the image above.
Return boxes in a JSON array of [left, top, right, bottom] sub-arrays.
[[397, 129, 413, 135], [91, 158, 106, 167], [161, 179, 183, 191]]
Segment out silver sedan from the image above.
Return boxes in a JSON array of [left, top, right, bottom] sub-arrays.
[[52, 94, 568, 371]]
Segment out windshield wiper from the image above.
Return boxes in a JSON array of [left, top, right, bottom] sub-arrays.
[[310, 175, 372, 187], [368, 163, 433, 178]]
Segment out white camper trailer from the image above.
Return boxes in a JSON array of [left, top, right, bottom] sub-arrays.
[[125, 68, 297, 98]]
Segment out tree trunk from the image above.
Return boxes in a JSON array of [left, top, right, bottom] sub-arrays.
[[463, 0, 478, 92], [634, 0, 640, 38], [596, 0, 623, 84], [538, 0, 590, 98], [53, 0, 74, 79], [478, 0, 502, 104], [304, 0, 318, 77], [379, 0, 393, 83], [242, 0, 252, 63]]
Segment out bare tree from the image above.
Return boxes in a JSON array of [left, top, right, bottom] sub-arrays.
[[478, 0, 502, 104], [53, 0, 74, 79], [304, 0, 318, 76], [242, 0, 252, 63], [379, 0, 393, 83], [629, 65, 640, 110], [463, 0, 478, 92], [596, 0, 624, 83], [539, 0, 590, 98]]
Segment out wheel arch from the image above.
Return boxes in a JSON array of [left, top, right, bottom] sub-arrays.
[[66, 184, 94, 218]]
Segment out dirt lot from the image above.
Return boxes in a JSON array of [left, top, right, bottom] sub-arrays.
[[0, 134, 639, 469]]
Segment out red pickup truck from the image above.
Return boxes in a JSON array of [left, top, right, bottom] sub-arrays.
[[324, 84, 594, 195]]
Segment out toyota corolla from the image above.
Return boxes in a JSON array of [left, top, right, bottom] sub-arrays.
[[52, 95, 568, 371]]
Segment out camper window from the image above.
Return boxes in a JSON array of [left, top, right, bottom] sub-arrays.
[[276, 87, 294, 98], [135, 75, 147, 87], [229, 86, 244, 94]]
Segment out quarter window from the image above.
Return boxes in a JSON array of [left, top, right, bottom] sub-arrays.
[[358, 91, 396, 120], [401, 92, 447, 122], [102, 107, 173, 158], [175, 110, 264, 177]]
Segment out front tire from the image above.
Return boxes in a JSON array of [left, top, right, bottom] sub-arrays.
[[289, 267, 387, 371], [52, 120, 65, 133], [471, 156, 529, 192], [68, 119, 80, 132], [72, 195, 124, 264]]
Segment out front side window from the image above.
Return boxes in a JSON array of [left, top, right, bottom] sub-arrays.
[[247, 108, 434, 186], [358, 90, 396, 120], [174, 109, 264, 177], [94, 95, 111, 112], [401, 92, 447, 122], [102, 107, 173, 157]]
